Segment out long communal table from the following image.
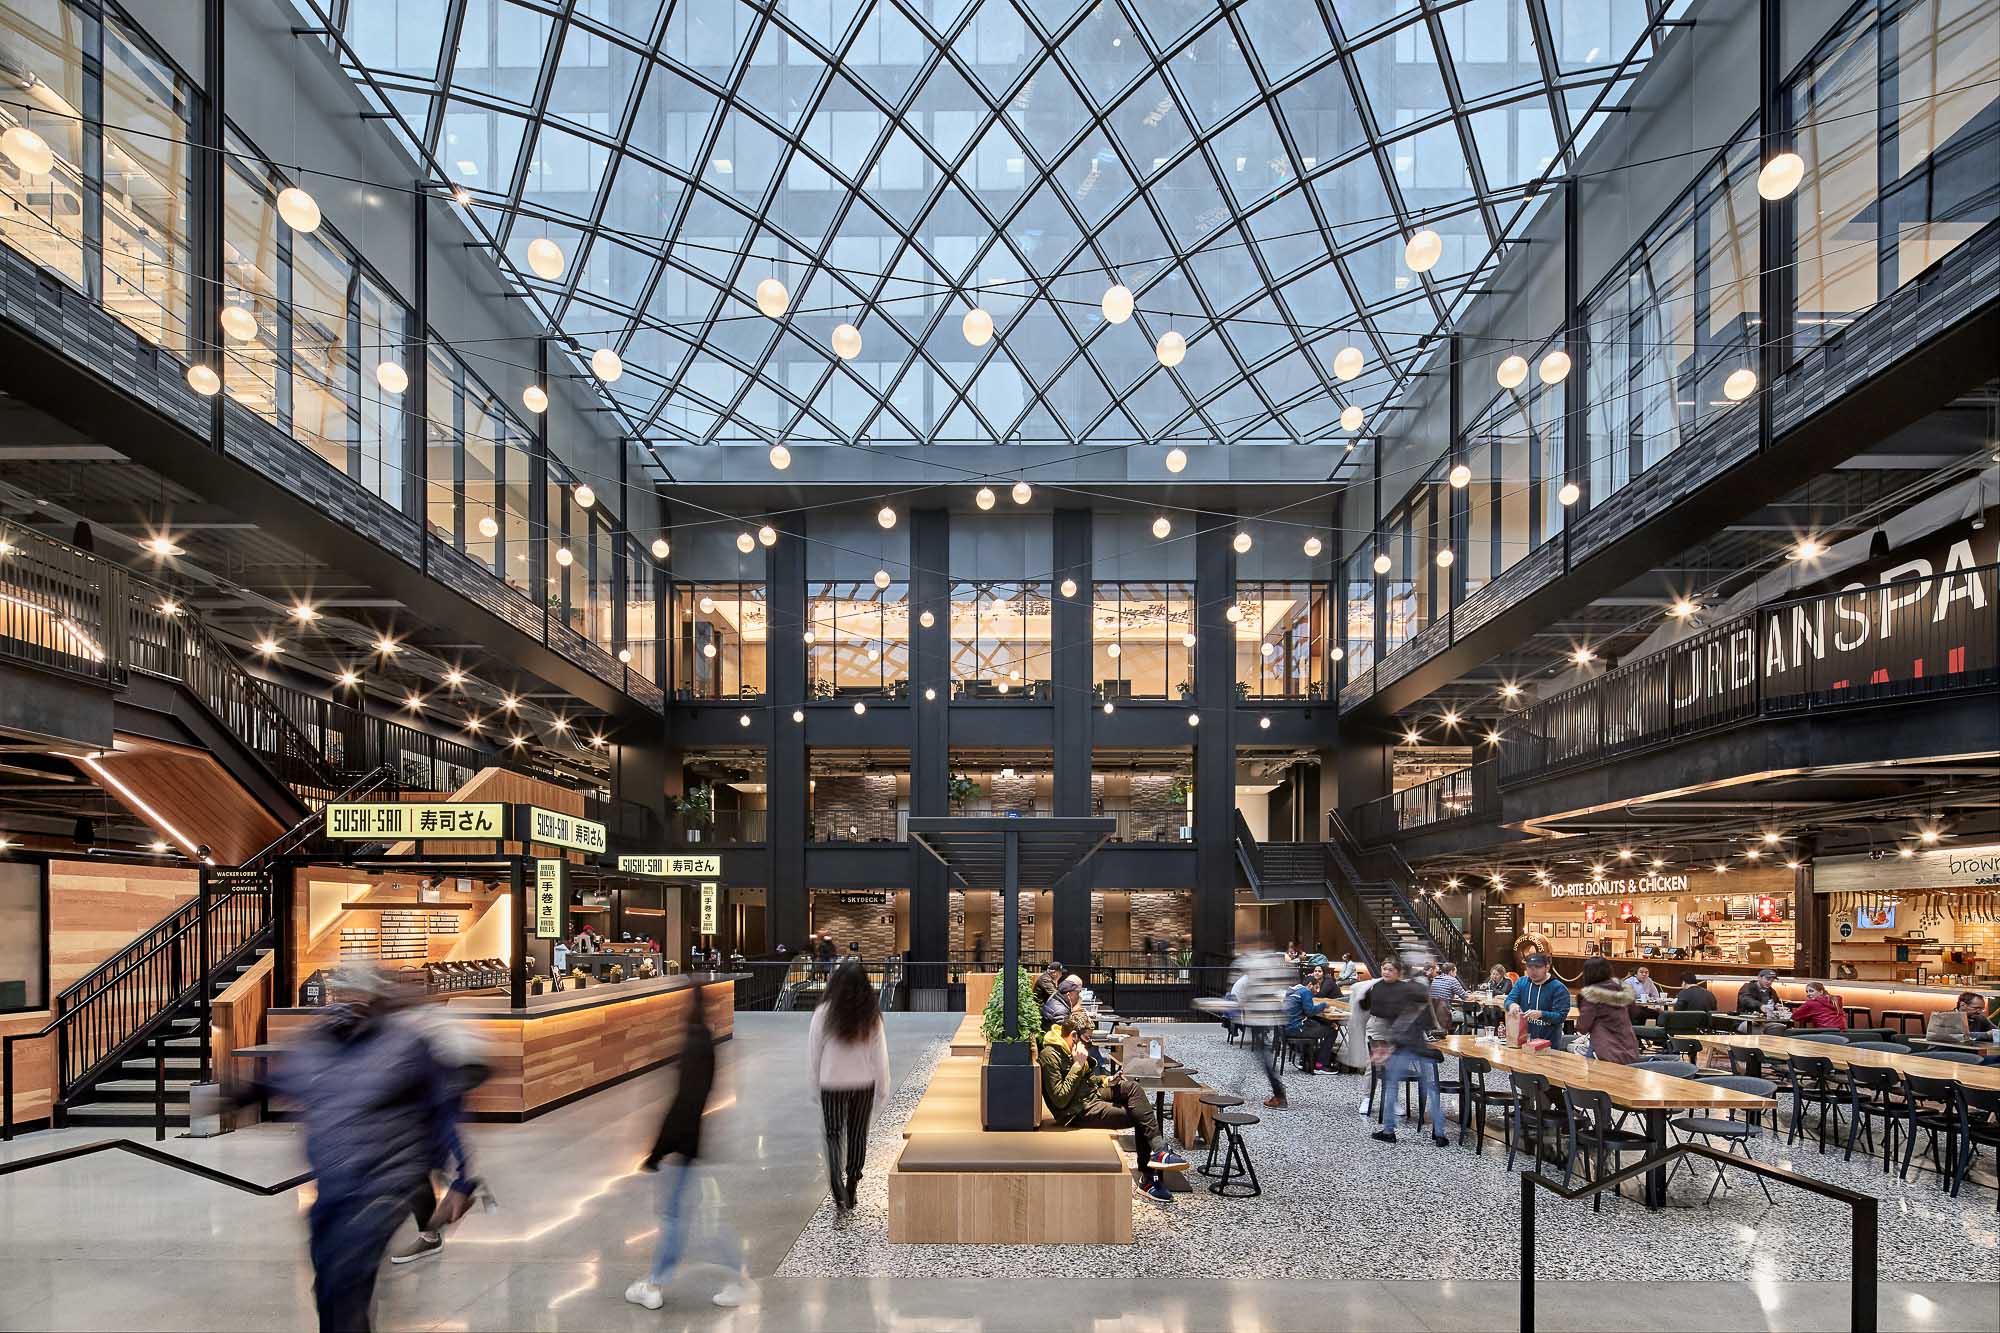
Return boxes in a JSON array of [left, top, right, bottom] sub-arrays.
[[1692, 1032, 2000, 1090], [1438, 1035, 1776, 1209]]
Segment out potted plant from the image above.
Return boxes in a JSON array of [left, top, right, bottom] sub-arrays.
[[672, 783, 714, 842], [979, 965, 1043, 1132], [608, 964, 625, 983], [946, 775, 982, 808], [570, 967, 588, 990], [529, 974, 546, 996]]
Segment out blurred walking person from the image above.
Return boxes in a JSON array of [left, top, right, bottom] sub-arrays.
[[809, 960, 892, 1211], [230, 966, 455, 1333], [1232, 938, 1293, 1109], [389, 1004, 495, 1264], [626, 986, 752, 1310]]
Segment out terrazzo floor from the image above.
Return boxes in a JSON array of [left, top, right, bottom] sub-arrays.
[[776, 1023, 2000, 1285]]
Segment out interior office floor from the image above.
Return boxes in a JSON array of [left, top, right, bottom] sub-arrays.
[[0, 1012, 1990, 1333]]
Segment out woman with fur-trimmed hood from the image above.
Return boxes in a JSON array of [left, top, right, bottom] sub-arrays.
[[1575, 955, 1642, 1064]]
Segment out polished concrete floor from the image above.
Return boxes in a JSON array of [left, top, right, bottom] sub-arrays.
[[0, 1013, 1993, 1332]]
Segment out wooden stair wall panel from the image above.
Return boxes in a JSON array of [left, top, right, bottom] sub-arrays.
[[47, 859, 198, 992], [210, 952, 272, 1126], [1, 1011, 54, 1128], [387, 769, 590, 861], [83, 742, 286, 865]]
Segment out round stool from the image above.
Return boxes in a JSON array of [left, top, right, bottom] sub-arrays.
[[1197, 1092, 1244, 1177], [1208, 1110, 1261, 1198]]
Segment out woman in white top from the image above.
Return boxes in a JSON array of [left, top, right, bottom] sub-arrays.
[[807, 961, 892, 1211]]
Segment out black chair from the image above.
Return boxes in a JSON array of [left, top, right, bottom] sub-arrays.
[[1457, 1054, 1516, 1155], [1789, 1030, 1851, 1045], [1898, 1073, 1961, 1186], [1559, 1087, 1654, 1211], [1669, 1074, 1778, 1204], [1724, 1046, 1765, 1078], [1632, 1059, 1698, 1079], [1506, 1072, 1568, 1177], [1881, 1010, 1925, 1037], [1197, 1091, 1244, 1178], [1785, 1055, 1847, 1152], [1848, 1041, 1913, 1054], [1631, 1023, 1669, 1051], [1208, 1109, 1261, 1198], [1662, 1011, 1708, 1038], [1950, 1084, 2000, 1210], [1913, 1050, 1986, 1066], [1663, 1038, 1704, 1061], [1367, 1060, 1424, 1123], [1842, 1064, 1907, 1173]]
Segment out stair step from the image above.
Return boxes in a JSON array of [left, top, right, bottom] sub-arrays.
[[123, 1055, 203, 1074], [93, 1080, 196, 1102], [64, 1104, 190, 1127]]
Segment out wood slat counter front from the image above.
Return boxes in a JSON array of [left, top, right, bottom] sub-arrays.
[[268, 974, 738, 1121]]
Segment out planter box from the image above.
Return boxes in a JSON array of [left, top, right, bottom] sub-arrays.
[[981, 1044, 1039, 1132]]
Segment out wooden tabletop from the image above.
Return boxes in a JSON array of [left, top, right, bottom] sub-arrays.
[[1693, 1033, 2000, 1091], [1437, 1035, 1776, 1112]]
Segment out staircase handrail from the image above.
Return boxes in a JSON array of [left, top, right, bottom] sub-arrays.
[[1230, 809, 1264, 891]]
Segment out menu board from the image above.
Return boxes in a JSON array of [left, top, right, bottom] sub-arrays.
[[699, 882, 719, 936], [535, 859, 568, 940]]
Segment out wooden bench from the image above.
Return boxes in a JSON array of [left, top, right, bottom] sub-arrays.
[[949, 1015, 987, 1058], [888, 1130, 1131, 1244]]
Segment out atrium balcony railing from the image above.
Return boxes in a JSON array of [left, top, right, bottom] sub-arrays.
[[0, 525, 125, 688], [1499, 563, 2000, 786], [665, 809, 767, 846], [1354, 764, 1496, 844]]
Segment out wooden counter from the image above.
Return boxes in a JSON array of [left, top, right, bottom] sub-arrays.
[[1545, 956, 1780, 988], [269, 974, 736, 1121]]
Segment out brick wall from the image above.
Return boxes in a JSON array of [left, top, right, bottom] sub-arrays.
[[812, 774, 901, 838], [809, 892, 905, 957], [986, 774, 1041, 814]]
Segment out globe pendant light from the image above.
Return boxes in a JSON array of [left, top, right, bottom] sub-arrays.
[[1101, 284, 1134, 324], [1757, 151, 1805, 201], [1303, 536, 1322, 557], [591, 347, 623, 381], [1539, 349, 1572, 385], [1181, 632, 1196, 648], [1165, 447, 1187, 474], [1449, 463, 1471, 488], [1332, 345, 1364, 381], [1404, 227, 1442, 273], [831, 323, 863, 359], [574, 484, 595, 509], [962, 307, 994, 346], [1436, 547, 1455, 568], [1060, 578, 1077, 598], [1152, 516, 1172, 539], [1723, 367, 1759, 401], [1224, 605, 1242, 623], [735, 532, 755, 553], [478, 515, 500, 538], [758, 524, 777, 547], [1155, 330, 1186, 367], [525, 236, 565, 280], [769, 443, 791, 470], [1340, 404, 1364, 432], [975, 486, 996, 510], [1373, 551, 1392, 575], [522, 384, 548, 413], [1232, 531, 1252, 554], [1496, 355, 1528, 389], [556, 546, 574, 567], [0, 125, 54, 176], [755, 277, 789, 318], [919, 610, 935, 628], [873, 569, 891, 589], [219, 306, 258, 342], [1107, 642, 1121, 659], [1011, 481, 1032, 505], [1558, 481, 1580, 507], [1260, 642, 1275, 658], [186, 363, 221, 396], [375, 360, 408, 395], [877, 506, 897, 529], [276, 185, 321, 234], [650, 537, 670, 559]]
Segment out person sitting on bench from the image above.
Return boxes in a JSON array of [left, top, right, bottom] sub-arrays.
[[1040, 1011, 1188, 1204]]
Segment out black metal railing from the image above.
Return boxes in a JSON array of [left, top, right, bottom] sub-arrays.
[[1354, 763, 1496, 842], [0, 523, 127, 686], [1499, 565, 1999, 786], [665, 809, 766, 846], [1517, 1146, 1876, 1332]]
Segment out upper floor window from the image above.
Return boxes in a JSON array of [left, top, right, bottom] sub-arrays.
[[677, 583, 766, 699], [808, 580, 909, 699], [948, 581, 1051, 700], [1091, 582, 1196, 701], [1233, 581, 1327, 700]]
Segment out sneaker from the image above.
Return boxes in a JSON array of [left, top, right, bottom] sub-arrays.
[[1147, 1148, 1191, 1174], [712, 1279, 753, 1308], [623, 1281, 664, 1311], [1433, 1134, 1451, 1148], [390, 1232, 443, 1264], [1263, 1095, 1287, 1109], [1370, 1130, 1397, 1145], [1136, 1179, 1174, 1205]]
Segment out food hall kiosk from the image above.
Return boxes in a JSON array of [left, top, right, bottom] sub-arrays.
[[1500, 866, 1799, 986]]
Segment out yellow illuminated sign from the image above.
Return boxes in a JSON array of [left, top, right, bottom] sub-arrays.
[[618, 853, 722, 877], [325, 803, 506, 840]]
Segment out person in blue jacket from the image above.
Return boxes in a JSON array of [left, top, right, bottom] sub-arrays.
[[1282, 980, 1337, 1071], [1506, 954, 1572, 1048]]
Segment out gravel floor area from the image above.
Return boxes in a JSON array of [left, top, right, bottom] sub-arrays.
[[777, 1024, 2000, 1283]]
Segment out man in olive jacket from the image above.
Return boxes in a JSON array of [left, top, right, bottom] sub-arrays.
[[1039, 1012, 1188, 1201]]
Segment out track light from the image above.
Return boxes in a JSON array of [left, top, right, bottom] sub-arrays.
[[1669, 598, 1697, 619], [375, 637, 399, 654]]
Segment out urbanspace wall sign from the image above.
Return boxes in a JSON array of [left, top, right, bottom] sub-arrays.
[[326, 803, 507, 839], [1813, 843, 2000, 894], [535, 858, 568, 940], [519, 805, 607, 854], [618, 853, 723, 876]]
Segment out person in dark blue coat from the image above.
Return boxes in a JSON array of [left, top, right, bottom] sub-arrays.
[[1505, 954, 1572, 1048], [251, 966, 455, 1333]]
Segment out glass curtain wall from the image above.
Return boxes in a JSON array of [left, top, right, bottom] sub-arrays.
[[624, 540, 659, 681], [807, 581, 911, 699], [1232, 582, 1327, 699], [948, 581, 1052, 699], [1462, 345, 1566, 594], [1341, 547, 1376, 682], [0, 3, 190, 353], [677, 582, 767, 699], [1091, 582, 1195, 700], [424, 344, 537, 593]]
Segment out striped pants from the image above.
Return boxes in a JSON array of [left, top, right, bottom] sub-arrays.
[[820, 1087, 875, 1206]]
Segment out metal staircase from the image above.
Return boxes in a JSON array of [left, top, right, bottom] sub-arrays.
[[1324, 812, 1481, 977]]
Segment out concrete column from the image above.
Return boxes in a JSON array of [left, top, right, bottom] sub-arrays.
[[1193, 513, 1237, 962], [908, 508, 951, 995], [1051, 509, 1092, 969], [767, 517, 808, 952]]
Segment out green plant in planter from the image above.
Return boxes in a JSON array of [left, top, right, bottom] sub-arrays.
[[672, 783, 715, 824], [946, 775, 982, 806], [570, 968, 588, 990], [981, 964, 1043, 1047], [609, 964, 625, 983], [1168, 775, 1194, 803]]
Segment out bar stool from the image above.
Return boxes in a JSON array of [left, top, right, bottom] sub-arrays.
[[1197, 1092, 1244, 1177], [1882, 1011, 1924, 1037], [1841, 1006, 1871, 1030], [1208, 1109, 1262, 1198]]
